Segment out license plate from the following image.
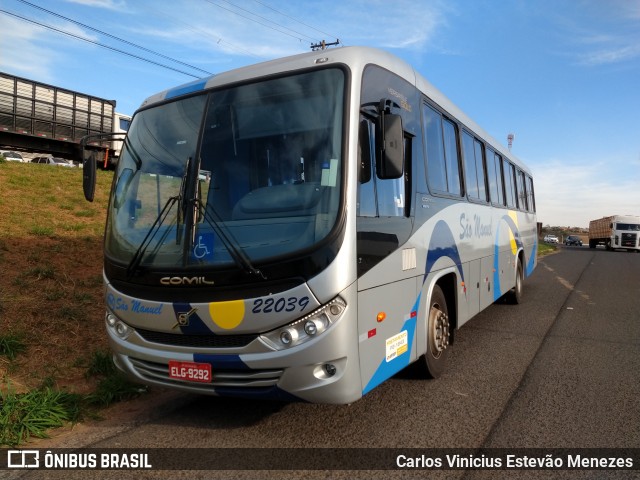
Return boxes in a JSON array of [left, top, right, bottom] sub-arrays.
[[168, 360, 212, 383]]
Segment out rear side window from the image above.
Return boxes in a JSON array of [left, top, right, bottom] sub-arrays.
[[526, 175, 536, 212]]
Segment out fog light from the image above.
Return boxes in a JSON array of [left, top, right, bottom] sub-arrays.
[[115, 322, 129, 338], [280, 329, 298, 345], [304, 320, 318, 335], [105, 312, 117, 327], [324, 364, 337, 377]]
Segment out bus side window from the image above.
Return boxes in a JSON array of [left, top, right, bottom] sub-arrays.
[[423, 104, 462, 196], [526, 175, 536, 212], [503, 159, 517, 208], [358, 119, 377, 217], [462, 131, 488, 202], [517, 169, 528, 211], [486, 147, 503, 206], [357, 116, 407, 217]]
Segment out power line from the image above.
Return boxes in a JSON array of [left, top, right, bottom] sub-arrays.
[[203, 0, 315, 44], [14, 0, 213, 76], [252, 0, 343, 46], [148, 6, 262, 59], [0, 10, 205, 78]]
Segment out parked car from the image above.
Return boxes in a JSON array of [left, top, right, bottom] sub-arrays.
[[544, 235, 559, 244], [31, 156, 75, 167], [0, 150, 25, 162], [565, 235, 583, 246]]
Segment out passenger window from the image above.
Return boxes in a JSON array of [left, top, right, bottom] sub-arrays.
[[462, 131, 487, 202], [486, 147, 504, 206], [503, 160, 517, 208], [516, 169, 528, 211], [442, 119, 461, 195], [423, 104, 461, 196], [526, 175, 536, 212]]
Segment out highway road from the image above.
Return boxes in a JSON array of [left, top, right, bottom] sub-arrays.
[[15, 246, 640, 479]]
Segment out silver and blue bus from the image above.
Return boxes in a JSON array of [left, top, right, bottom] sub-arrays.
[[82, 46, 537, 404]]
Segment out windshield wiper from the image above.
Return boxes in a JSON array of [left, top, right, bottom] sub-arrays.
[[195, 200, 266, 279], [126, 195, 180, 278]]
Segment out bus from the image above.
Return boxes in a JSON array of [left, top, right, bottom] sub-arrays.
[[81, 46, 537, 404]]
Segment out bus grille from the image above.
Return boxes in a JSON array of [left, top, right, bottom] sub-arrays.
[[621, 233, 637, 247], [128, 357, 283, 389], [136, 328, 258, 348]]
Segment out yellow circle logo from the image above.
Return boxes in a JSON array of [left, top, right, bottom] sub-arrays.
[[209, 300, 245, 330]]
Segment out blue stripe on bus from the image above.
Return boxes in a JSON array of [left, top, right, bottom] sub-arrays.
[[193, 353, 249, 370], [165, 79, 208, 99], [362, 307, 418, 395], [526, 236, 537, 277], [424, 220, 465, 284]]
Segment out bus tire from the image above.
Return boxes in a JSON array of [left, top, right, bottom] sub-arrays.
[[421, 284, 450, 379], [507, 259, 523, 305]]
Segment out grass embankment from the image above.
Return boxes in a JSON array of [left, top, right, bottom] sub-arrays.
[[0, 160, 143, 446], [537, 242, 557, 256]]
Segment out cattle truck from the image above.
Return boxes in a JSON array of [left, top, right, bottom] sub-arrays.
[[0, 71, 130, 167], [588, 215, 640, 251]]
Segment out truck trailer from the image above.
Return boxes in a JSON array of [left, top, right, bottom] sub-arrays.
[[588, 215, 640, 251], [0, 72, 130, 167]]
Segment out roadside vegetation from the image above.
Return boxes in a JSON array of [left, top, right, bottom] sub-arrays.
[[537, 242, 557, 256], [0, 161, 144, 446]]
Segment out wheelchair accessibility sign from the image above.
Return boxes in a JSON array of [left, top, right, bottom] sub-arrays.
[[191, 233, 214, 261]]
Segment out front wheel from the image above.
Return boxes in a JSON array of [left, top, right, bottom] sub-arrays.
[[420, 285, 450, 379]]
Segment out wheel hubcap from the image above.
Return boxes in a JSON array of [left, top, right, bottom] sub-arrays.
[[429, 306, 449, 356]]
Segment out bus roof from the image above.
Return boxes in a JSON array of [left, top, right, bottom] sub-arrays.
[[139, 46, 529, 174]]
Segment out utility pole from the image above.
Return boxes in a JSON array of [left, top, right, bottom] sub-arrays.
[[311, 39, 340, 51]]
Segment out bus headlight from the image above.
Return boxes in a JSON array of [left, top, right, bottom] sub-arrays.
[[105, 311, 132, 340], [260, 297, 346, 351]]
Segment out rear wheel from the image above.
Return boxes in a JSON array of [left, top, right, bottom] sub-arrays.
[[421, 285, 450, 379], [507, 259, 523, 305]]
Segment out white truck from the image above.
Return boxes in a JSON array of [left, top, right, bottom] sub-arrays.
[[588, 215, 640, 251]]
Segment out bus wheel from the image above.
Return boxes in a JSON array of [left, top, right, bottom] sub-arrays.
[[507, 259, 523, 305], [422, 285, 450, 379]]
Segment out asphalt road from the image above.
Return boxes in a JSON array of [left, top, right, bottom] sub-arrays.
[[14, 246, 640, 479]]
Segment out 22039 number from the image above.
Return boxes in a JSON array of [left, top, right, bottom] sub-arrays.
[[252, 296, 310, 314]]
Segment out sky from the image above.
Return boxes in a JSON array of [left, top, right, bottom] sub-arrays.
[[1, 0, 639, 228]]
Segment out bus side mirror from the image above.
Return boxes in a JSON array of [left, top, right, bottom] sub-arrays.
[[378, 113, 404, 179], [83, 151, 97, 202]]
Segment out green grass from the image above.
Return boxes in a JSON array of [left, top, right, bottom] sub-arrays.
[[28, 225, 55, 237], [0, 350, 145, 446], [0, 333, 27, 361], [0, 387, 84, 446], [0, 163, 147, 446], [537, 242, 557, 256], [84, 350, 147, 407]]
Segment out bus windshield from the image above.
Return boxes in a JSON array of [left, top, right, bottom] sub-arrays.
[[105, 68, 345, 272]]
